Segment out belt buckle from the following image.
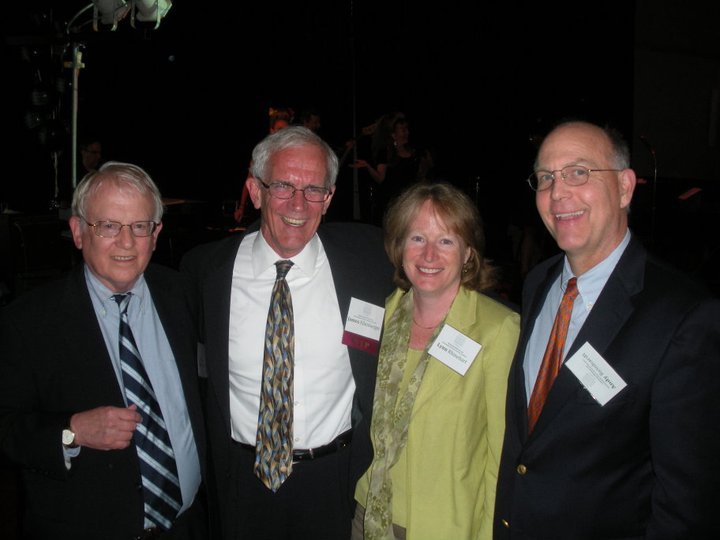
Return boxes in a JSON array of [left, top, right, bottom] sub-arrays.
[[292, 447, 315, 464], [135, 526, 161, 540]]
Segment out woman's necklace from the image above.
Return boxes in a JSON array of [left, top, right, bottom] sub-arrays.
[[412, 317, 440, 330]]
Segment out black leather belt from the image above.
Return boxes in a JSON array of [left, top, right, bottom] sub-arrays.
[[237, 429, 352, 463]]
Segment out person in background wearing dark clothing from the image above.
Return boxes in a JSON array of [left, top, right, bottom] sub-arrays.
[[352, 112, 432, 225], [298, 107, 322, 133], [181, 126, 394, 540], [494, 120, 720, 539], [79, 137, 103, 176], [0, 162, 208, 540]]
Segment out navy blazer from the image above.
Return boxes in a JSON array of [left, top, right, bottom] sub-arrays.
[[180, 221, 395, 538], [0, 263, 207, 540], [494, 235, 720, 539]]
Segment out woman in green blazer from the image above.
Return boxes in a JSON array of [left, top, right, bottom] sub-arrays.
[[353, 182, 520, 540]]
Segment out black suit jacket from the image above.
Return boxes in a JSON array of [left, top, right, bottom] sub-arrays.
[[180, 222, 394, 538], [494, 235, 720, 539], [0, 264, 207, 540]]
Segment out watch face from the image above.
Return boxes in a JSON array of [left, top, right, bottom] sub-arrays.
[[62, 429, 75, 446]]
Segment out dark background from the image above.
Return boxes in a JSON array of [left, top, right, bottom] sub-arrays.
[[1, 1, 719, 291], [0, 3, 718, 535], [1, 2, 635, 204]]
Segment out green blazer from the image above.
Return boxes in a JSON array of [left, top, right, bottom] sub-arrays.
[[359, 286, 520, 540]]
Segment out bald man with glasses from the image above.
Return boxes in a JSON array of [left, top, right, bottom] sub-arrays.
[[494, 120, 720, 539]]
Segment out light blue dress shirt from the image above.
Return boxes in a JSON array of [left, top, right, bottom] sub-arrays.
[[523, 230, 631, 402], [83, 266, 201, 513]]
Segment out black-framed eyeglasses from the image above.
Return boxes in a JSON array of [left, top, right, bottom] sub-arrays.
[[84, 220, 159, 238], [527, 165, 622, 192], [258, 179, 331, 202]]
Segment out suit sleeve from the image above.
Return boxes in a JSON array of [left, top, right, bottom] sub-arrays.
[[647, 297, 720, 538], [480, 311, 520, 539], [178, 245, 203, 337], [0, 304, 70, 477]]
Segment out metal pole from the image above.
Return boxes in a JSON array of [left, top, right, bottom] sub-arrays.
[[349, 0, 361, 221], [65, 44, 84, 190]]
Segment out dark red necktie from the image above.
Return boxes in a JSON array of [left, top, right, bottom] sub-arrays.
[[527, 277, 579, 434]]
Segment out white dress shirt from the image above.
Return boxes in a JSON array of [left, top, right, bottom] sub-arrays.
[[228, 231, 355, 449]]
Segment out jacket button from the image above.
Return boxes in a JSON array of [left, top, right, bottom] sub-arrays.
[[501, 519, 510, 528], [516, 464, 527, 475]]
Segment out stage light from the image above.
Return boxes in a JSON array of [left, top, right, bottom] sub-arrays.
[[132, 0, 172, 29], [92, 0, 130, 31], [91, 0, 172, 31]]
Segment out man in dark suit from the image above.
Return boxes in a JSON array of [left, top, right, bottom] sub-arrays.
[[181, 126, 394, 540], [0, 162, 207, 540], [494, 120, 720, 539]]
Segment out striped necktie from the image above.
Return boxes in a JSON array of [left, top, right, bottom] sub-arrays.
[[527, 277, 579, 434], [254, 260, 295, 492], [113, 293, 182, 530]]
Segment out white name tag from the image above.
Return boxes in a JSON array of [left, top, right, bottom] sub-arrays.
[[342, 297, 385, 355], [428, 324, 482, 376], [565, 342, 627, 405]]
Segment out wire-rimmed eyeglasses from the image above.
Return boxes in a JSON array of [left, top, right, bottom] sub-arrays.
[[258, 179, 331, 202], [84, 220, 159, 238], [527, 165, 622, 191]]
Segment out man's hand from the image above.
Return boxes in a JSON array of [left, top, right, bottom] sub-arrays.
[[69, 405, 141, 450]]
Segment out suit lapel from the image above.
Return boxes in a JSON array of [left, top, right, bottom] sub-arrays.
[[511, 257, 563, 442], [147, 267, 192, 373], [145, 266, 206, 460], [205, 234, 245, 434], [56, 266, 130, 407], [318, 229, 351, 321], [413, 287, 477, 411], [528, 238, 645, 439]]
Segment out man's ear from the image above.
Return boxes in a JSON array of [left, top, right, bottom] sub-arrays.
[[68, 216, 83, 249], [321, 186, 335, 216], [246, 176, 263, 210], [618, 168, 636, 209]]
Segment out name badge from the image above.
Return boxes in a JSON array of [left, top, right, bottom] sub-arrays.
[[342, 297, 385, 355], [428, 324, 482, 376], [565, 342, 627, 405]]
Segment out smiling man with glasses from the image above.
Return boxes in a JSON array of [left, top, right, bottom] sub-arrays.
[[181, 126, 394, 540], [83, 219, 159, 238], [494, 120, 720, 539], [0, 162, 208, 539], [527, 165, 623, 192]]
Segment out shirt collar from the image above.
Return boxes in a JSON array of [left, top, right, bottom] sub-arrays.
[[561, 229, 631, 309], [84, 264, 148, 311], [251, 230, 320, 278]]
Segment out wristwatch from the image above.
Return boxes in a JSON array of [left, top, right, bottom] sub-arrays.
[[62, 428, 78, 448]]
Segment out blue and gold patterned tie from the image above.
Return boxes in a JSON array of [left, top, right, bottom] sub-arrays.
[[254, 260, 295, 492], [113, 293, 182, 530]]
